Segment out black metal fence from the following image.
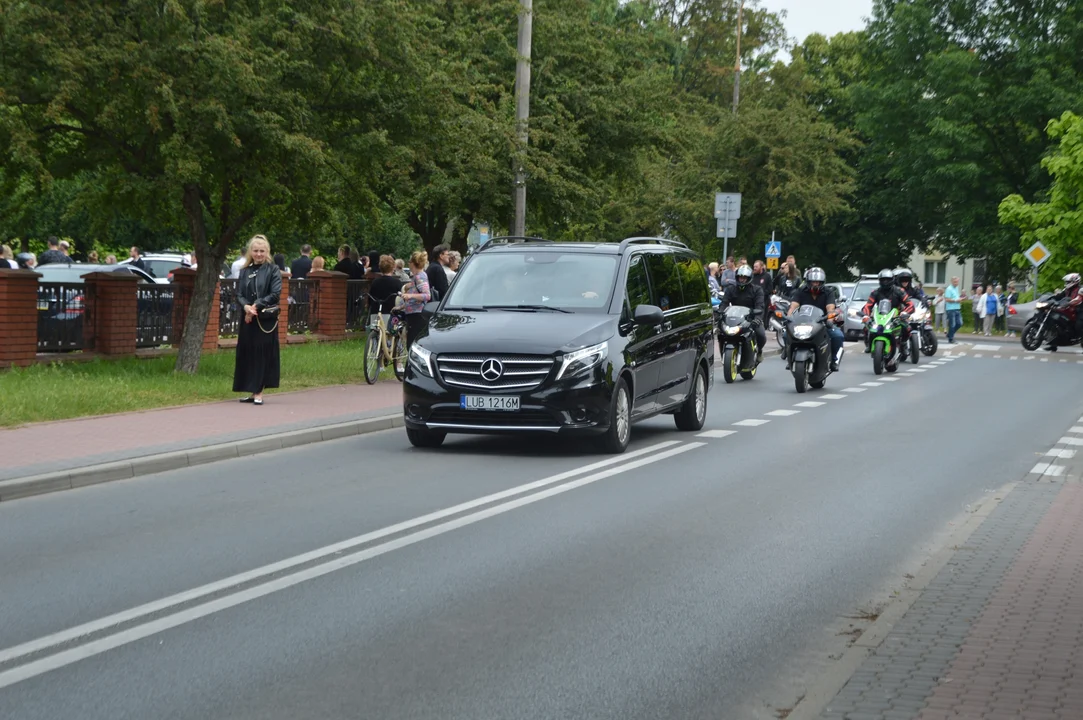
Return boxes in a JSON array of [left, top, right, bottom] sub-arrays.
[[37, 281, 87, 352], [136, 285, 181, 348], [288, 279, 315, 334], [218, 279, 240, 337], [346, 280, 372, 332]]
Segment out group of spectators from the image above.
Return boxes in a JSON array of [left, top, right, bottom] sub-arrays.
[[1, 237, 147, 270], [705, 254, 802, 306]]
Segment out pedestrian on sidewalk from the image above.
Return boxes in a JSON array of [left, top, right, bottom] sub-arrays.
[[234, 235, 282, 406], [402, 250, 431, 348], [933, 287, 946, 333], [993, 284, 1006, 332], [945, 276, 963, 343], [971, 286, 983, 333], [311, 256, 326, 272], [980, 284, 999, 336]]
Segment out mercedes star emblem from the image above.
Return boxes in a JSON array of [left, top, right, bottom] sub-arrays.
[[480, 358, 504, 382]]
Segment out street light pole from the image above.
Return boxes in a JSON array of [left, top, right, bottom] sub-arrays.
[[513, 0, 533, 237], [732, 0, 743, 115]]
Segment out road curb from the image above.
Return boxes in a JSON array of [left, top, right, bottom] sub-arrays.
[[783, 480, 1018, 720], [0, 414, 404, 503]]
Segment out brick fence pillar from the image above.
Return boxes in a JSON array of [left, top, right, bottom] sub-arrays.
[[308, 270, 348, 341], [171, 268, 220, 353], [0, 269, 42, 368], [82, 272, 139, 356], [277, 276, 289, 346]]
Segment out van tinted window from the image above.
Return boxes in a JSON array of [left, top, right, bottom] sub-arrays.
[[625, 254, 652, 315], [645, 253, 682, 312], [675, 254, 709, 305]]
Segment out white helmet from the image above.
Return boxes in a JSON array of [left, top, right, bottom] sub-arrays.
[[1064, 273, 1081, 290]]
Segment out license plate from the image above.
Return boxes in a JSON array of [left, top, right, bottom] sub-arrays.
[[460, 395, 520, 411]]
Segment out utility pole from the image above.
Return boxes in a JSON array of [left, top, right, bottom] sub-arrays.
[[513, 0, 533, 237], [732, 0, 744, 115]]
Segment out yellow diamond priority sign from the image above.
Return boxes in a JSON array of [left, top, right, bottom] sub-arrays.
[[1025, 241, 1051, 267]]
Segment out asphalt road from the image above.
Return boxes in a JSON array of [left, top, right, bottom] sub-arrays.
[[1, 345, 1080, 720]]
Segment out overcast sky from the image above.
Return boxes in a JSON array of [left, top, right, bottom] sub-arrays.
[[761, 0, 873, 45]]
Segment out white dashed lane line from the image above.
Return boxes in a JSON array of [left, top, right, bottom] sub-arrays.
[[820, 394, 847, 400], [794, 401, 825, 408], [842, 387, 867, 393], [697, 430, 737, 439], [1058, 436, 1083, 446], [733, 419, 770, 427], [765, 409, 800, 417], [861, 382, 883, 387], [1031, 463, 1065, 477], [1046, 449, 1076, 459]]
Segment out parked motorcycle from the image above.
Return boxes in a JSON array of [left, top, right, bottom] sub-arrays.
[[784, 305, 837, 393], [1022, 292, 1080, 351], [718, 305, 761, 383], [867, 299, 914, 375], [909, 299, 938, 357]]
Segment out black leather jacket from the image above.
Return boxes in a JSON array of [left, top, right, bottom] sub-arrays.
[[236, 262, 283, 314], [723, 282, 765, 316]]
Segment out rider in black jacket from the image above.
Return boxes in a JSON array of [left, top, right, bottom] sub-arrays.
[[861, 269, 915, 352], [723, 265, 766, 361]]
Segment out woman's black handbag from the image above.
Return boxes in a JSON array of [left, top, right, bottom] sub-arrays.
[[256, 305, 280, 334]]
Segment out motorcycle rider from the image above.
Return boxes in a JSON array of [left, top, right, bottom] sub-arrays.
[[894, 268, 925, 303], [861, 268, 915, 353], [787, 267, 845, 371], [722, 265, 766, 362], [1047, 272, 1083, 350]]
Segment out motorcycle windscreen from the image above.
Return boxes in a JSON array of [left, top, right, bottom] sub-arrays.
[[793, 304, 825, 321], [876, 299, 894, 316], [723, 305, 749, 324]]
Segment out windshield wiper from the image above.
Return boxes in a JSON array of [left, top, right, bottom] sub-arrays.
[[449, 306, 488, 312], [488, 304, 572, 313]]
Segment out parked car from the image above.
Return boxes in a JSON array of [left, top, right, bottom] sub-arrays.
[[1007, 299, 1040, 333], [36, 263, 174, 349], [841, 277, 881, 340], [828, 282, 856, 311], [118, 252, 189, 284], [402, 236, 715, 453]]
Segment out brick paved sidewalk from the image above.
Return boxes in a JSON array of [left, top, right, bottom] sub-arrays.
[[814, 434, 1083, 719], [0, 383, 402, 482]]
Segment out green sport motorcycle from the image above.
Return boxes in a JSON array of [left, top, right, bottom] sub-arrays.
[[867, 299, 915, 375]]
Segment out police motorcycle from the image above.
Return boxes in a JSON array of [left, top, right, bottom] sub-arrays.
[[718, 304, 761, 383], [783, 304, 836, 394]]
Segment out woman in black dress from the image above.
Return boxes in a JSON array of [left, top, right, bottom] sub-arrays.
[[233, 235, 283, 405]]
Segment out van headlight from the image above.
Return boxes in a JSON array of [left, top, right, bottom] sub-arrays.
[[556, 342, 608, 380], [792, 325, 813, 340], [409, 344, 433, 377]]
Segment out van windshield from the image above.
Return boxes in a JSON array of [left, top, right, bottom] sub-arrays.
[[444, 252, 618, 313]]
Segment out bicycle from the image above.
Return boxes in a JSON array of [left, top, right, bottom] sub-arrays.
[[362, 294, 408, 384]]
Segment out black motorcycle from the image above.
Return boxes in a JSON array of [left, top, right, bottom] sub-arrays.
[[718, 305, 760, 383], [910, 298, 938, 357], [784, 305, 837, 394], [1022, 292, 1081, 351]]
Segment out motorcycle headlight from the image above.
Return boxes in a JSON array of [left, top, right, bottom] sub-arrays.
[[724, 325, 741, 335], [408, 343, 433, 377], [556, 341, 608, 380], [793, 325, 813, 340], [1036, 302, 1048, 309]]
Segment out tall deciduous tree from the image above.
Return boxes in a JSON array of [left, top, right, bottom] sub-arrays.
[[999, 112, 1083, 290], [0, 0, 423, 372]]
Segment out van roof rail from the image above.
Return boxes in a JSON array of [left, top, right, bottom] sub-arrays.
[[618, 237, 690, 251], [476, 236, 553, 251]]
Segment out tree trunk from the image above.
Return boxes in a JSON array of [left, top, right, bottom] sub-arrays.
[[407, 209, 450, 253], [176, 184, 214, 374], [451, 213, 473, 254]]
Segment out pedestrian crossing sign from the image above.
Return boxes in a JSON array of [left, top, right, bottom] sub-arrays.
[[765, 241, 782, 258], [1024, 241, 1050, 267]]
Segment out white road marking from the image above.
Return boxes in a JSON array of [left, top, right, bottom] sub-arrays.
[[1066, 427, 1083, 434], [1058, 436, 1083, 446], [0, 441, 704, 690], [861, 382, 883, 387], [1025, 356, 1035, 361], [765, 409, 800, 417], [842, 387, 867, 393], [896, 372, 915, 377], [993, 355, 1002, 359], [1010, 356, 1018, 360], [972, 343, 1002, 351], [1030, 463, 1065, 477], [733, 419, 770, 426], [973, 353, 984, 358], [697, 430, 737, 439], [820, 394, 847, 400], [1041, 358, 1049, 363], [794, 401, 825, 407], [0, 440, 685, 672], [1046, 449, 1077, 459], [878, 377, 900, 382], [1061, 359, 1068, 363], [909, 368, 928, 372]]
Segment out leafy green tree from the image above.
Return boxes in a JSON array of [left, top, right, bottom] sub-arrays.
[[999, 112, 1083, 291], [0, 0, 427, 372]]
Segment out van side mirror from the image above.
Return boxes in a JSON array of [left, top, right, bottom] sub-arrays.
[[422, 301, 440, 319], [633, 304, 664, 326]]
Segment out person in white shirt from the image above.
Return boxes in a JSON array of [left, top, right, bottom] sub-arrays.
[[1, 244, 17, 269], [230, 253, 246, 279]]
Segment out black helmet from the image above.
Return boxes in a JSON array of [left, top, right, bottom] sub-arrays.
[[805, 266, 826, 292], [736, 265, 753, 287], [878, 268, 894, 290], [894, 268, 913, 287]]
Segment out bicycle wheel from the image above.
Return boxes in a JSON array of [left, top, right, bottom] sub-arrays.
[[392, 331, 408, 381], [363, 330, 382, 385]]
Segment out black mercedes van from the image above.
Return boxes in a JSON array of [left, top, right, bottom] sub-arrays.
[[402, 237, 715, 453]]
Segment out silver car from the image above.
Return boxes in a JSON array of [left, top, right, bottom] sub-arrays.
[[841, 278, 881, 340], [1007, 299, 1039, 333]]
